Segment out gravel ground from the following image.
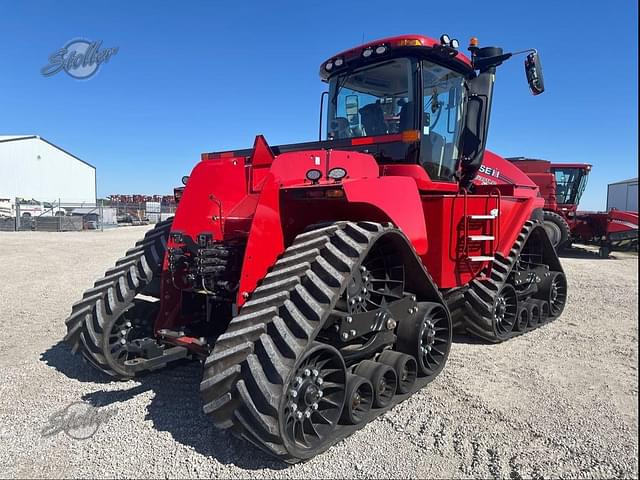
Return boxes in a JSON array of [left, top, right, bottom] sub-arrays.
[[0, 227, 637, 479]]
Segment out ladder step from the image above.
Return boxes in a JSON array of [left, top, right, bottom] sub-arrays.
[[468, 256, 495, 262], [469, 214, 496, 220], [468, 235, 495, 241]]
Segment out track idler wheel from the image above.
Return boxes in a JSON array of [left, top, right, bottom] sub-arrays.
[[355, 360, 397, 408], [281, 343, 347, 458], [540, 272, 568, 317], [340, 374, 374, 425], [396, 302, 452, 378], [377, 350, 417, 394], [493, 285, 518, 339]]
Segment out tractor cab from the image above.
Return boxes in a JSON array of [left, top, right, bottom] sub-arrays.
[[321, 35, 545, 187], [550, 164, 591, 209]]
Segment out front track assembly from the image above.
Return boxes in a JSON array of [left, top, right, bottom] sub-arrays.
[[200, 221, 452, 462], [456, 220, 568, 342]]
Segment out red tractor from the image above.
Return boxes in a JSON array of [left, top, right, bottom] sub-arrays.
[[500, 158, 639, 256], [64, 34, 567, 462]]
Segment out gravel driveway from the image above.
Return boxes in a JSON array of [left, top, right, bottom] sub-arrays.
[[0, 227, 637, 478]]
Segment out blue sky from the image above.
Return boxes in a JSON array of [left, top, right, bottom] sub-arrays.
[[0, 0, 637, 210]]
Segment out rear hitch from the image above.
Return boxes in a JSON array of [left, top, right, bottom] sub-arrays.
[[124, 345, 190, 373]]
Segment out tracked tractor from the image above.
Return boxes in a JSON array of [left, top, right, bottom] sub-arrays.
[[64, 34, 567, 462]]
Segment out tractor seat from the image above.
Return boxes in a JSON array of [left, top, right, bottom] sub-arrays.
[[359, 102, 387, 136], [329, 117, 351, 139]]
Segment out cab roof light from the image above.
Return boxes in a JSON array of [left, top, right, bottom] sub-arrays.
[[469, 37, 479, 48], [374, 45, 388, 54], [395, 38, 423, 47]]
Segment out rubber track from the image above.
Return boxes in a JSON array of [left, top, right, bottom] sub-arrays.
[[458, 220, 563, 342], [63, 218, 172, 377], [200, 221, 406, 462]]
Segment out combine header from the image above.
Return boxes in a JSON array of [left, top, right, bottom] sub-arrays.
[[65, 34, 567, 462]]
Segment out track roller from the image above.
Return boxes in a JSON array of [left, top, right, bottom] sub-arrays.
[[354, 360, 397, 408], [515, 306, 529, 332], [340, 374, 373, 425], [527, 301, 541, 328], [537, 300, 550, 323], [396, 302, 452, 378], [377, 350, 417, 394]]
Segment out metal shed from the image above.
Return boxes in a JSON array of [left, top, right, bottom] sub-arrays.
[[0, 135, 96, 204], [607, 177, 638, 212]]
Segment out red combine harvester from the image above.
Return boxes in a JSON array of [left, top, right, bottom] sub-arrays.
[[65, 34, 567, 462], [500, 158, 638, 256]]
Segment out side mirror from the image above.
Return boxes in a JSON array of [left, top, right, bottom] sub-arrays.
[[345, 94, 359, 126], [525, 51, 545, 95]]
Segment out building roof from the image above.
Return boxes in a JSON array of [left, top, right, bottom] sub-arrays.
[[609, 177, 638, 186], [0, 134, 95, 169]]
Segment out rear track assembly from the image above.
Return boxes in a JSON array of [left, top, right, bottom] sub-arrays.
[[199, 221, 452, 462]]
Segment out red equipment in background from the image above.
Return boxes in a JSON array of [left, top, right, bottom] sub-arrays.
[[64, 34, 567, 462], [499, 158, 638, 256]]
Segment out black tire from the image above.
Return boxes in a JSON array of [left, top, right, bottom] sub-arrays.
[[542, 211, 570, 250], [354, 360, 397, 408], [64, 219, 172, 378]]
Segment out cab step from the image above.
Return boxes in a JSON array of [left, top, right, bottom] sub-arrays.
[[468, 235, 495, 241]]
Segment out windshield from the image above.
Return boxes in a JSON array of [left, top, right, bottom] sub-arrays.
[[327, 58, 414, 139], [420, 60, 465, 181], [554, 168, 589, 205]]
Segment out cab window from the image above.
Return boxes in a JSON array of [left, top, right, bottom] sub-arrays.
[[420, 60, 465, 181], [327, 58, 415, 139]]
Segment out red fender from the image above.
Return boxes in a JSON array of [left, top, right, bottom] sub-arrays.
[[236, 173, 284, 305], [342, 176, 428, 255]]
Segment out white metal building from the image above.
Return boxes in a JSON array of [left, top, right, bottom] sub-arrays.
[[607, 177, 638, 212], [0, 135, 96, 204]]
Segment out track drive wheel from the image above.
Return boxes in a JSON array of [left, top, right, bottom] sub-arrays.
[[396, 302, 452, 378]]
